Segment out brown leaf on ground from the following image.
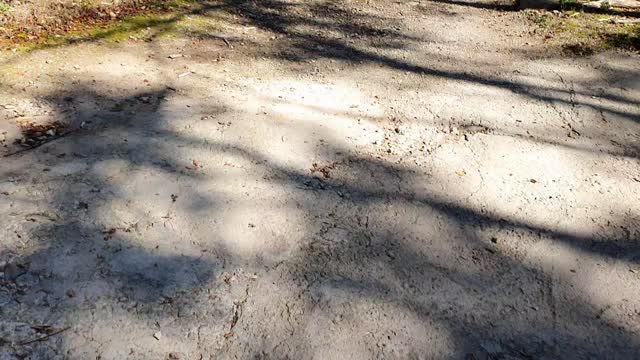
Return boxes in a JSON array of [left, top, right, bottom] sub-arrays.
[[14, 119, 67, 148], [310, 162, 337, 178]]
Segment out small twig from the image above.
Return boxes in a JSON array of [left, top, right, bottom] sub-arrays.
[[18, 326, 70, 346], [218, 36, 233, 49]]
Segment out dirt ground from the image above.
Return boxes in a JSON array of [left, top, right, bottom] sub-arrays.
[[0, 0, 639, 359]]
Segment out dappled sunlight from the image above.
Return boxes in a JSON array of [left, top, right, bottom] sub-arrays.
[[304, 282, 456, 358], [1, 57, 639, 357], [257, 80, 384, 122], [1, 0, 639, 358]]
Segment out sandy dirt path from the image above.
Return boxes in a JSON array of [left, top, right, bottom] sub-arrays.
[[1, 0, 639, 359]]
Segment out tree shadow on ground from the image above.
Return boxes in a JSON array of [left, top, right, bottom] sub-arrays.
[[1, 72, 639, 358], [216, 0, 640, 124], [2, 0, 639, 124], [425, 0, 517, 11], [0, 85, 235, 358], [190, 139, 640, 358], [0, 1, 639, 358]]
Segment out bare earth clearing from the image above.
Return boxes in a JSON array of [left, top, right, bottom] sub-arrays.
[[0, 0, 639, 359]]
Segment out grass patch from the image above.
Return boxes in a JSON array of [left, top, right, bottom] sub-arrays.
[[89, 14, 179, 42], [602, 24, 640, 50], [525, 8, 640, 54], [1, 0, 207, 51], [8, 2, 229, 53], [0, 2, 11, 14], [8, 13, 182, 52], [84, 9, 227, 42], [527, 10, 554, 27], [560, 0, 583, 10]]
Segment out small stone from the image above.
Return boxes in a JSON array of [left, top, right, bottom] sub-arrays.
[[153, 331, 162, 340]]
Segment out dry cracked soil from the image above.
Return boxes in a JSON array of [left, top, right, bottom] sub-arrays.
[[0, 0, 639, 359]]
